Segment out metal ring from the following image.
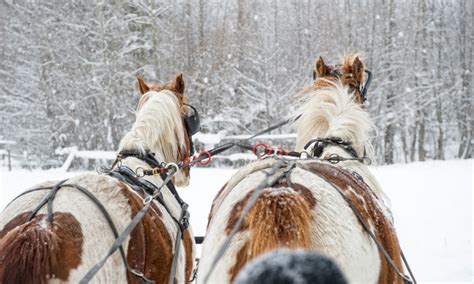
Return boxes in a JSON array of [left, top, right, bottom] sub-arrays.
[[130, 269, 144, 277], [327, 154, 341, 164], [300, 151, 310, 159], [143, 195, 153, 205], [166, 162, 179, 174], [362, 157, 372, 165], [136, 167, 145, 177], [196, 150, 212, 166], [253, 143, 269, 158]]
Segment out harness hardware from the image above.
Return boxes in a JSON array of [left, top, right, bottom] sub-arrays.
[[191, 150, 212, 166]]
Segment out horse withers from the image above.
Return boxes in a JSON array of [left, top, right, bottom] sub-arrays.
[[199, 55, 407, 284], [0, 74, 197, 283]]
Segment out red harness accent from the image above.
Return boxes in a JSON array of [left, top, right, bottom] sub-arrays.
[[253, 143, 288, 158], [191, 150, 212, 166]]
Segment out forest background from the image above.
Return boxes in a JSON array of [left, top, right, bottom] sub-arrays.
[[0, 0, 472, 167]]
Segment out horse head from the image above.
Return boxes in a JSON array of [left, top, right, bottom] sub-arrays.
[[137, 73, 187, 113], [296, 55, 374, 160], [312, 55, 368, 106], [131, 74, 196, 186]]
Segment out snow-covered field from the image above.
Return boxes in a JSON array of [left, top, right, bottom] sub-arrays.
[[0, 159, 472, 283]]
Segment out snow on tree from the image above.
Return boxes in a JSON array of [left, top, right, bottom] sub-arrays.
[[0, 0, 471, 166]]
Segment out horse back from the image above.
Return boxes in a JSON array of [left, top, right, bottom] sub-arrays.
[[202, 159, 403, 284], [0, 173, 194, 283]]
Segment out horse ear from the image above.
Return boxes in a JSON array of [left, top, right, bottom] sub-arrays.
[[173, 73, 185, 94], [352, 57, 364, 83], [137, 77, 150, 96], [315, 56, 330, 78]]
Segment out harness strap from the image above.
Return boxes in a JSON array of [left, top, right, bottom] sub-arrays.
[[159, 171, 187, 214], [401, 249, 417, 284], [3, 186, 60, 211], [168, 203, 190, 284], [27, 179, 68, 222], [303, 137, 359, 159]]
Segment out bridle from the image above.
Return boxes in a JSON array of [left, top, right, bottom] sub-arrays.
[[183, 103, 201, 156], [303, 137, 365, 162], [359, 69, 372, 103]]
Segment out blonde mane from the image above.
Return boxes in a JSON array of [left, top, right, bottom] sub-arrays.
[[294, 80, 375, 162], [119, 90, 186, 165]]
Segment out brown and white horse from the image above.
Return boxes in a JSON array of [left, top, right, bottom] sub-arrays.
[[199, 56, 405, 284], [0, 74, 196, 283]]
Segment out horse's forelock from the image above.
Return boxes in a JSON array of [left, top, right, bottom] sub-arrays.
[[149, 82, 186, 112]]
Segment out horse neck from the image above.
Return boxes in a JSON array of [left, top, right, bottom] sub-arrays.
[[118, 91, 185, 166], [294, 84, 392, 205], [294, 83, 374, 160]]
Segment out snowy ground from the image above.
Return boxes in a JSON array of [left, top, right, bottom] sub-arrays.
[[0, 159, 472, 283]]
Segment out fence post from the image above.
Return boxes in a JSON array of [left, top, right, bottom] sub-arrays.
[[7, 149, 11, 171]]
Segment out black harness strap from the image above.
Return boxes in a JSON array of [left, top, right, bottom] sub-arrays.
[[26, 179, 68, 222], [304, 137, 360, 159], [3, 186, 62, 210]]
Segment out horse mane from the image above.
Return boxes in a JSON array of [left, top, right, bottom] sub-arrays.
[[118, 90, 186, 163], [294, 80, 375, 161]]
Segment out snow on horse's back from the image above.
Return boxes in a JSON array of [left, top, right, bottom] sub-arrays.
[[199, 55, 405, 284], [0, 74, 196, 283]]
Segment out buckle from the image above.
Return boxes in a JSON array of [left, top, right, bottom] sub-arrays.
[[179, 210, 190, 231], [179, 203, 190, 231]]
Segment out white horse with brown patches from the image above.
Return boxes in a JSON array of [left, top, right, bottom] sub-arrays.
[[199, 56, 406, 284], [0, 74, 196, 284]]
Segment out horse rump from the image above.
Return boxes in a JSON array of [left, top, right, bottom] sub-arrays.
[[229, 186, 315, 282], [0, 212, 82, 284]]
